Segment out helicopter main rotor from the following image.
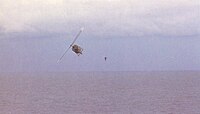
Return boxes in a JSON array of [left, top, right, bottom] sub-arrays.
[[57, 27, 84, 63]]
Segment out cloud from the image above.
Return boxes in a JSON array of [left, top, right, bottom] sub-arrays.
[[0, 0, 199, 38]]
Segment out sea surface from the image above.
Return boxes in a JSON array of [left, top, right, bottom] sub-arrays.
[[0, 71, 200, 114]]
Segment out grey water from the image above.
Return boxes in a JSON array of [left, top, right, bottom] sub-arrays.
[[0, 71, 200, 114]]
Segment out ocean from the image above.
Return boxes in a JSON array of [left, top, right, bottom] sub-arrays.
[[0, 71, 200, 114]]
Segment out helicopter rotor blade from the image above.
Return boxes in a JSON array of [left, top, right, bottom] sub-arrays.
[[70, 27, 84, 46], [57, 45, 71, 63]]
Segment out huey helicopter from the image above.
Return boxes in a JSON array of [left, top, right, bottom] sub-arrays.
[[57, 27, 84, 63]]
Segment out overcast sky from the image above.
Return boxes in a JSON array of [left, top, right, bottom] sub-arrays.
[[0, 0, 199, 72]]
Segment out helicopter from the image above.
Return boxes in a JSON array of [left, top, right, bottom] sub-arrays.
[[57, 27, 84, 63]]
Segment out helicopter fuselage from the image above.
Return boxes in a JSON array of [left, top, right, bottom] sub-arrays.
[[72, 44, 83, 56]]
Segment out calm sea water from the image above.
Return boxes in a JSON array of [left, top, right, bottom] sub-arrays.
[[0, 72, 200, 114]]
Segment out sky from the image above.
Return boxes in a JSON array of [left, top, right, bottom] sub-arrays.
[[0, 0, 199, 72]]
